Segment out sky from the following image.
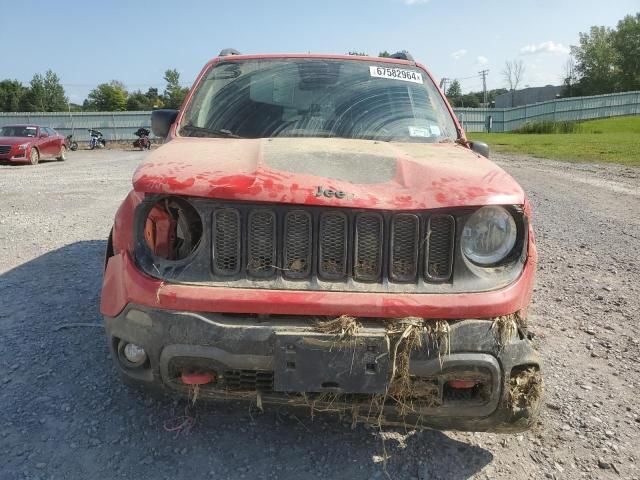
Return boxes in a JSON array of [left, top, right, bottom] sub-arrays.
[[1, 0, 638, 103]]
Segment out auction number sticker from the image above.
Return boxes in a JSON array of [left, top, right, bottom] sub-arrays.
[[369, 66, 423, 84]]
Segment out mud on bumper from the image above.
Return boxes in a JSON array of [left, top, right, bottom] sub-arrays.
[[105, 306, 542, 433]]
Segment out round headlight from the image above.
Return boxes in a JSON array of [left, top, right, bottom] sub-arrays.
[[461, 206, 517, 265]]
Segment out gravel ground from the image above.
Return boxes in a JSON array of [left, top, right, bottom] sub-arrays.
[[1, 149, 639, 480]]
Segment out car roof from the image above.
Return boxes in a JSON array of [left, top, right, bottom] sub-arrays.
[[2, 124, 41, 129], [209, 53, 415, 66]]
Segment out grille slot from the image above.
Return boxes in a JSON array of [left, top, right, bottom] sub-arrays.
[[354, 213, 383, 281], [247, 209, 276, 277], [425, 215, 455, 282], [204, 204, 458, 286], [283, 210, 312, 279], [212, 208, 241, 275], [318, 212, 349, 279], [390, 214, 420, 282], [223, 369, 274, 392], [0, 145, 11, 155]]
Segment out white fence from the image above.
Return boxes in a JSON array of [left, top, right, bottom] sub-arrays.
[[454, 91, 640, 132], [1, 90, 639, 138], [0, 111, 152, 141]]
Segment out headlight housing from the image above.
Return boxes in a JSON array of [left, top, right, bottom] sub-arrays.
[[461, 206, 517, 265], [17, 143, 29, 151]]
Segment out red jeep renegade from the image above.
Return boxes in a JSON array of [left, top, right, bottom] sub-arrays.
[[101, 50, 541, 432]]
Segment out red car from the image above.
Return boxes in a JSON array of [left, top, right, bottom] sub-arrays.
[[101, 50, 542, 432], [0, 124, 67, 165]]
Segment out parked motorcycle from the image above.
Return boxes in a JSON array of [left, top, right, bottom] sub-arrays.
[[88, 129, 106, 150], [65, 134, 78, 151], [133, 127, 151, 150]]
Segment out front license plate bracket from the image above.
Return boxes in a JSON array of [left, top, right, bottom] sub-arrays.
[[273, 333, 390, 394]]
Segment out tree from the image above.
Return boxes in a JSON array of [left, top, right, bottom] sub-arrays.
[[612, 13, 640, 91], [561, 58, 578, 97], [19, 74, 46, 111], [347, 51, 367, 56], [378, 51, 391, 58], [87, 81, 128, 111], [446, 80, 462, 101], [126, 90, 153, 110], [0, 80, 26, 112], [502, 59, 525, 107], [571, 26, 618, 95], [459, 94, 480, 108], [42, 70, 68, 111], [145, 87, 163, 108], [18, 70, 67, 111], [163, 69, 189, 109]]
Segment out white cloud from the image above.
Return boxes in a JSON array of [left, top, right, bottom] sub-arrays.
[[403, 0, 430, 5], [451, 49, 467, 60], [476, 56, 489, 66], [520, 41, 570, 55]]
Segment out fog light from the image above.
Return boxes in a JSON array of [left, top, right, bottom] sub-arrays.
[[122, 342, 147, 365]]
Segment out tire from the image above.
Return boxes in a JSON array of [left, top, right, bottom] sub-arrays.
[[57, 145, 67, 161], [70, 142, 78, 151], [29, 147, 39, 165]]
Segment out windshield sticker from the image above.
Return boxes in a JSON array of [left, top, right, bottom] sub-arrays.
[[369, 66, 423, 84], [408, 126, 430, 137], [429, 125, 441, 136]]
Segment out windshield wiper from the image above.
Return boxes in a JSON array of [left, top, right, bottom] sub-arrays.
[[180, 124, 245, 138]]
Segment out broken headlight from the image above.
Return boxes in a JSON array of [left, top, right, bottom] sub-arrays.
[[143, 196, 203, 261], [461, 206, 517, 266]]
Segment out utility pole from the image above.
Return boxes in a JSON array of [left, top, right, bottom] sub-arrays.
[[478, 70, 489, 105], [439, 77, 449, 93]]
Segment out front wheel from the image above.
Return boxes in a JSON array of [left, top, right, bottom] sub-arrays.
[[70, 142, 78, 151], [57, 145, 67, 161], [29, 147, 39, 165]]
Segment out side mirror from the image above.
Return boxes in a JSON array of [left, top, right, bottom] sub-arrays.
[[40, 132, 49, 138], [470, 141, 490, 158], [151, 109, 179, 138]]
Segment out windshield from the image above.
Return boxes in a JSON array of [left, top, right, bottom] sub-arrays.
[[180, 58, 458, 142], [0, 126, 37, 137]]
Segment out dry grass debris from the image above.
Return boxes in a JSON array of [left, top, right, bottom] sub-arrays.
[[313, 315, 362, 339], [508, 367, 543, 412], [492, 312, 520, 349], [188, 384, 200, 405], [385, 318, 425, 411], [425, 320, 451, 367]]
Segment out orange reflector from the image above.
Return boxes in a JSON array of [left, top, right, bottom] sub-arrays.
[[181, 372, 216, 385], [448, 380, 477, 389]]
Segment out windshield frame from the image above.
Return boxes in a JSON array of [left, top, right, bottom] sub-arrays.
[[175, 54, 463, 142]]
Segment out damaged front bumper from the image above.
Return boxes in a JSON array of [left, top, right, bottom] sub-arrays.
[[105, 305, 542, 433]]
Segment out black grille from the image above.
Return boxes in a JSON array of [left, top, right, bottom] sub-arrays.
[[390, 214, 420, 282], [207, 204, 456, 285], [318, 212, 348, 279], [0, 145, 11, 155], [354, 213, 383, 281], [213, 209, 241, 274], [247, 210, 276, 277], [283, 211, 312, 278], [426, 215, 455, 281], [223, 369, 273, 392]]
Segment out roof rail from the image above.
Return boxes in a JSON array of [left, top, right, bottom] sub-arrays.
[[219, 48, 241, 56], [389, 51, 414, 62]]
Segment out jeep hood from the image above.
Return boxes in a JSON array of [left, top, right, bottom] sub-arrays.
[[133, 137, 524, 209]]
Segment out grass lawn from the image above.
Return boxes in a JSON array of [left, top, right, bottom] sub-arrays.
[[467, 116, 640, 166]]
